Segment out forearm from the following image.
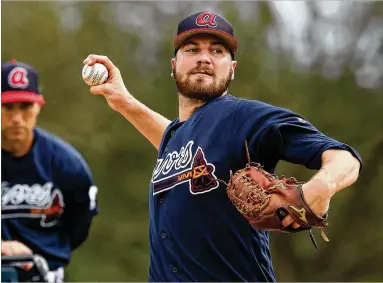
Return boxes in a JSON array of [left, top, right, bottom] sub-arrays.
[[83, 55, 171, 148], [65, 216, 93, 251], [118, 96, 171, 150], [69, 227, 89, 251], [306, 149, 361, 200]]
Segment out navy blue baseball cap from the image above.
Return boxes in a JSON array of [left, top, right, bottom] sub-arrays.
[[174, 11, 238, 56], [1, 59, 45, 105]]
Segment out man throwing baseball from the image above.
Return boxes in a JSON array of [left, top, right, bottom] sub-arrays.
[[84, 11, 362, 282], [2, 60, 99, 282]]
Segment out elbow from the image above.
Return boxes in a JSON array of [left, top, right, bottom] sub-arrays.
[[70, 231, 89, 251], [68, 218, 93, 251], [341, 150, 361, 186], [322, 149, 362, 187], [350, 155, 361, 184]]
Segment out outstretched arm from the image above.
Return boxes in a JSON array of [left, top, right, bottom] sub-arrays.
[[113, 96, 171, 150], [83, 55, 171, 150]]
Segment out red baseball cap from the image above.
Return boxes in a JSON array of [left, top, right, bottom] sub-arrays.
[[1, 59, 45, 105], [173, 11, 238, 57]]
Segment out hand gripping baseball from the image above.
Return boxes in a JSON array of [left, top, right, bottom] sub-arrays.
[[83, 54, 133, 112], [226, 141, 330, 249]]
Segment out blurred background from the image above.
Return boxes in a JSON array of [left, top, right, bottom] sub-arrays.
[[2, 0, 383, 281]]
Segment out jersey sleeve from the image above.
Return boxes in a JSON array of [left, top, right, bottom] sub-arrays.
[[231, 99, 362, 171], [70, 160, 99, 215], [59, 153, 99, 250]]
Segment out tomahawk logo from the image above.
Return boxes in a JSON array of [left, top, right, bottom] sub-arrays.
[[152, 141, 219, 195], [1, 182, 65, 227]]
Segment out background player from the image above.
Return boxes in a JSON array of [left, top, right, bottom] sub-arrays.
[[83, 11, 362, 282], [1, 60, 99, 282]]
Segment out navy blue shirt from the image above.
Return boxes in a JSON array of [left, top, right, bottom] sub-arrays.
[[1, 127, 98, 270], [148, 95, 362, 282]]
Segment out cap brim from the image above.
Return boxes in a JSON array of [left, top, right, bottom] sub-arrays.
[[1, 91, 46, 105], [174, 28, 238, 54]]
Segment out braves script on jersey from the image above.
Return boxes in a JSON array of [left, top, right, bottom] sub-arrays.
[[1, 128, 98, 270], [148, 95, 362, 282]]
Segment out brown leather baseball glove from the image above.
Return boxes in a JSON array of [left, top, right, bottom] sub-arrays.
[[226, 142, 329, 249]]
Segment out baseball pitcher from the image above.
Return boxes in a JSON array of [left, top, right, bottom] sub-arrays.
[[83, 11, 362, 282]]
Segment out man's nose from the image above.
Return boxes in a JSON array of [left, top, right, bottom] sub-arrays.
[[197, 50, 212, 65], [9, 110, 23, 124]]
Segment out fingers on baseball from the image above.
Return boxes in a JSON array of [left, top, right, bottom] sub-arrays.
[[90, 84, 112, 96], [84, 54, 118, 74]]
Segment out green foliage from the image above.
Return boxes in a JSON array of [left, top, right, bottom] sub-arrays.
[[2, 2, 382, 281]]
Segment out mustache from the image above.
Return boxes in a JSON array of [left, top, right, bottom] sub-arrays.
[[188, 67, 214, 76]]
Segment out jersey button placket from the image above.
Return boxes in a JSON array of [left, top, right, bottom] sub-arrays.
[[164, 129, 175, 153]]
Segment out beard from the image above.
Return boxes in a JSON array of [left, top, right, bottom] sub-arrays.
[[174, 66, 233, 101]]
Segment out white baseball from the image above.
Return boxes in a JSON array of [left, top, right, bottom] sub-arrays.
[[82, 63, 109, 86]]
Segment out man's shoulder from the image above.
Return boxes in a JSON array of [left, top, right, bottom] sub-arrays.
[[235, 96, 277, 109], [217, 95, 279, 110], [234, 97, 297, 116], [35, 127, 89, 169], [204, 94, 242, 113]]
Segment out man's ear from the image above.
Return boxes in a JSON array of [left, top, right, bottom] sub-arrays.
[[34, 103, 42, 116], [231, 61, 237, 80], [171, 58, 176, 77]]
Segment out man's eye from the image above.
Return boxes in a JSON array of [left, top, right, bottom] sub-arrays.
[[20, 103, 33, 110], [212, 49, 224, 54], [186, 48, 198, 53], [2, 104, 13, 110]]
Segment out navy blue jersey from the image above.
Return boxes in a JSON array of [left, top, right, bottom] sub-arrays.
[[1, 127, 98, 270], [148, 95, 362, 282]]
